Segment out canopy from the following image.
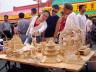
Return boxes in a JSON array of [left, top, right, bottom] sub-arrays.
[[52, 0, 92, 5]]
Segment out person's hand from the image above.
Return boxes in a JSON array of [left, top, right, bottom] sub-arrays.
[[42, 37, 46, 42], [33, 31, 39, 36], [54, 34, 58, 39], [32, 31, 35, 36]]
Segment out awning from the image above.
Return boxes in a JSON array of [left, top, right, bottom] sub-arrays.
[[52, 0, 91, 5]]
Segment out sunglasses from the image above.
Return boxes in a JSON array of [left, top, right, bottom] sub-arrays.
[[52, 10, 57, 13]]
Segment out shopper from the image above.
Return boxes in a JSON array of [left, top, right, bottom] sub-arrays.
[[77, 5, 87, 44], [63, 3, 80, 31], [1, 15, 12, 39], [85, 15, 93, 46], [17, 13, 30, 44], [77, 5, 86, 32], [0, 23, 3, 39], [24, 10, 49, 44], [25, 8, 38, 44], [14, 24, 18, 34], [26, 8, 38, 36], [54, 13, 67, 43], [43, 5, 60, 41], [91, 18, 96, 45], [86, 15, 92, 33]]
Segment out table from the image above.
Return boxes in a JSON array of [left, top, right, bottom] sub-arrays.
[[0, 50, 94, 72]]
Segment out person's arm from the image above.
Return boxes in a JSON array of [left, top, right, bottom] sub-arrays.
[[26, 23, 31, 36], [87, 20, 93, 32], [26, 18, 34, 36], [54, 17, 61, 38], [42, 31, 46, 41], [0, 23, 7, 38], [17, 21, 20, 33], [1, 22, 4, 31], [77, 15, 80, 27], [40, 22, 47, 41]]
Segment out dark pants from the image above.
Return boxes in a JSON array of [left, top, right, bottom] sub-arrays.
[[86, 32, 92, 47], [24, 35, 42, 45], [3, 30, 12, 39], [36, 36, 42, 43], [19, 34, 27, 44]]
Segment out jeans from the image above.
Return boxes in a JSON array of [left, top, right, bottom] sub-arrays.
[[36, 36, 42, 43], [19, 34, 27, 44], [24, 35, 42, 45], [86, 32, 92, 47], [3, 30, 12, 39]]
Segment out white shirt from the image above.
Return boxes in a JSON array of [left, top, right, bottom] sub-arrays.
[[30, 21, 47, 35], [77, 14, 87, 32], [64, 12, 80, 31], [26, 15, 38, 36], [26, 16, 47, 36], [86, 19, 92, 32]]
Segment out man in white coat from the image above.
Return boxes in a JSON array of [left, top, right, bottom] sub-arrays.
[[77, 5, 87, 44], [25, 8, 38, 44], [63, 3, 80, 31]]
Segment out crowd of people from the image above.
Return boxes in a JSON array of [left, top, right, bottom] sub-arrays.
[[0, 3, 96, 47], [0, 3, 96, 48], [0, 3, 96, 72]]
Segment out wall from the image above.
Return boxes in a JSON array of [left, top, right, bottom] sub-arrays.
[[0, 0, 37, 13]]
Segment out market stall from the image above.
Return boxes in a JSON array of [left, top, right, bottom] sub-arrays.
[[0, 25, 95, 72]]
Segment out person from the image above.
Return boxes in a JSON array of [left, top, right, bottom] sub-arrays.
[[1, 15, 12, 39], [54, 13, 67, 43], [90, 18, 96, 46], [43, 5, 60, 41], [21, 10, 49, 72], [25, 8, 38, 44], [14, 24, 18, 34], [24, 10, 49, 45], [61, 11, 64, 16], [77, 5, 87, 44], [77, 5, 86, 32], [86, 15, 92, 33], [85, 15, 93, 47], [0, 23, 3, 39], [17, 13, 30, 44], [63, 3, 80, 31]]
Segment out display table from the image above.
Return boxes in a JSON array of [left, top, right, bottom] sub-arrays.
[[0, 49, 94, 72]]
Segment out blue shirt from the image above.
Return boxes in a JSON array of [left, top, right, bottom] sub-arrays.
[[18, 18, 30, 34]]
